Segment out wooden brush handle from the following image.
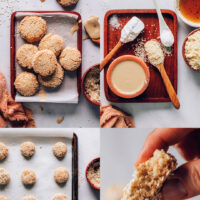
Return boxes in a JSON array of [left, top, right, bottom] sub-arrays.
[[100, 41, 122, 71], [157, 63, 180, 109]]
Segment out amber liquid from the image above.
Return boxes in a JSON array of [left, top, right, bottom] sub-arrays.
[[179, 0, 200, 23]]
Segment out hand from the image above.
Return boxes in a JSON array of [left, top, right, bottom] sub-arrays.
[[135, 128, 200, 200]]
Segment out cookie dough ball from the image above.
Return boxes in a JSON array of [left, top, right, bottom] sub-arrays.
[[32, 50, 57, 77], [21, 169, 37, 185], [0, 142, 8, 161], [16, 44, 38, 70], [53, 193, 67, 200], [0, 168, 10, 185], [38, 63, 64, 88], [57, 0, 79, 7], [22, 196, 36, 200], [14, 72, 39, 96], [54, 167, 69, 184], [53, 142, 67, 158], [0, 196, 8, 200], [39, 33, 64, 56], [20, 141, 35, 158], [19, 16, 47, 43], [59, 47, 81, 71]]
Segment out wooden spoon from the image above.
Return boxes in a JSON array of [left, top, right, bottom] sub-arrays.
[[154, 63, 180, 109]]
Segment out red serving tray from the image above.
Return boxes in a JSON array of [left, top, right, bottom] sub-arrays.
[[10, 11, 82, 100], [104, 9, 178, 103]]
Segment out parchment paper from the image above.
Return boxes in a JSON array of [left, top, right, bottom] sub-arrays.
[[14, 12, 80, 104], [0, 129, 74, 199]]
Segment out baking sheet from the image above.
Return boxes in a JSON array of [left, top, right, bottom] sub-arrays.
[[0, 129, 75, 199], [13, 12, 81, 104]]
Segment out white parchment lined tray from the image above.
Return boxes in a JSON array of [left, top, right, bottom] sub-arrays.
[[11, 11, 82, 104], [0, 129, 78, 200]]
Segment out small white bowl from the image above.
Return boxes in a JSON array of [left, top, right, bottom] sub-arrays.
[[175, 0, 200, 27]]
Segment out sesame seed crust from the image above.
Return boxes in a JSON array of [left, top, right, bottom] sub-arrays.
[[22, 196, 36, 200], [0, 168, 10, 185], [57, 0, 79, 7], [54, 167, 69, 184], [59, 47, 81, 71], [16, 44, 38, 70], [19, 16, 47, 43], [0, 142, 8, 161], [39, 33, 64, 56], [14, 72, 39, 97], [32, 50, 57, 77], [21, 169, 37, 185], [53, 193, 67, 200]]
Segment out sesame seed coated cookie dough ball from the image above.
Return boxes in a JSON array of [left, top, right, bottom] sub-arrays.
[[0, 142, 8, 161], [59, 47, 81, 71], [16, 44, 38, 70], [0, 196, 8, 200], [38, 63, 64, 88], [19, 16, 47, 43], [39, 33, 64, 56], [22, 196, 36, 200], [32, 50, 57, 77], [57, 0, 79, 7], [21, 169, 37, 185], [54, 167, 69, 184], [53, 193, 67, 200], [14, 72, 39, 96], [53, 142, 67, 158], [0, 168, 10, 185], [20, 142, 35, 158]]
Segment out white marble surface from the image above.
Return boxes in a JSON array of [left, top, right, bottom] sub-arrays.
[[100, 0, 200, 128], [0, 0, 100, 128]]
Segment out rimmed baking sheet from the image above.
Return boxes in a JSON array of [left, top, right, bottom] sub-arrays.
[[11, 11, 82, 104], [0, 129, 78, 200]]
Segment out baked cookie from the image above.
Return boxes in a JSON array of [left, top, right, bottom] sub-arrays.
[[0, 196, 8, 200], [38, 63, 64, 88], [0, 168, 10, 185], [20, 141, 35, 158], [22, 196, 36, 200], [16, 44, 38, 70], [121, 150, 177, 200], [0, 142, 8, 161], [39, 33, 64, 56], [53, 142, 67, 158], [59, 47, 81, 71], [54, 167, 69, 184], [53, 193, 67, 200], [14, 72, 39, 96], [21, 169, 37, 185], [19, 16, 47, 43], [57, 0, 79, 7], [32, 50, 57, 77]]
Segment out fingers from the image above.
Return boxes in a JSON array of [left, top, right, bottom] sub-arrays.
[[135, 128, 194, 166], [162, 159, 200, 200]]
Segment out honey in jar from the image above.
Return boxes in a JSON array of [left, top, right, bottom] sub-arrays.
[[179, 0, 200, 23]]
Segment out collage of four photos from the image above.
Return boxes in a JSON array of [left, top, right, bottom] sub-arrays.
[[0, 0, 200, 199]]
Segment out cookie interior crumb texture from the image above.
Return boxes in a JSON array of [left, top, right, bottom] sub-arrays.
[[87, 160, 100, 188], [59, 47, 81, 71], [122, 149, 177, 200], [84, 66, 100, 103], [53, 193, 67, 200], [84, 16, 100, 39], [14, 72, 39, 96], [54, 167, 69, 184], [22, 196, 36, 200], [21, 169, 37, 185], [16, 44, 38, 70], [57, 0, 79, 7], [19, 16, 47, 43], [53, 142, 67, 158], [32, 50, 57, 77], [0, 168, 10, 185], [20, 141, 35, 158], [39, 33, 64, 56], [0, 142, 8, 161]]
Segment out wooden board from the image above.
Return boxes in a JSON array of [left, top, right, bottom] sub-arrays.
[[10, 11, 82, 100], [104, 9, 178, 103]]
